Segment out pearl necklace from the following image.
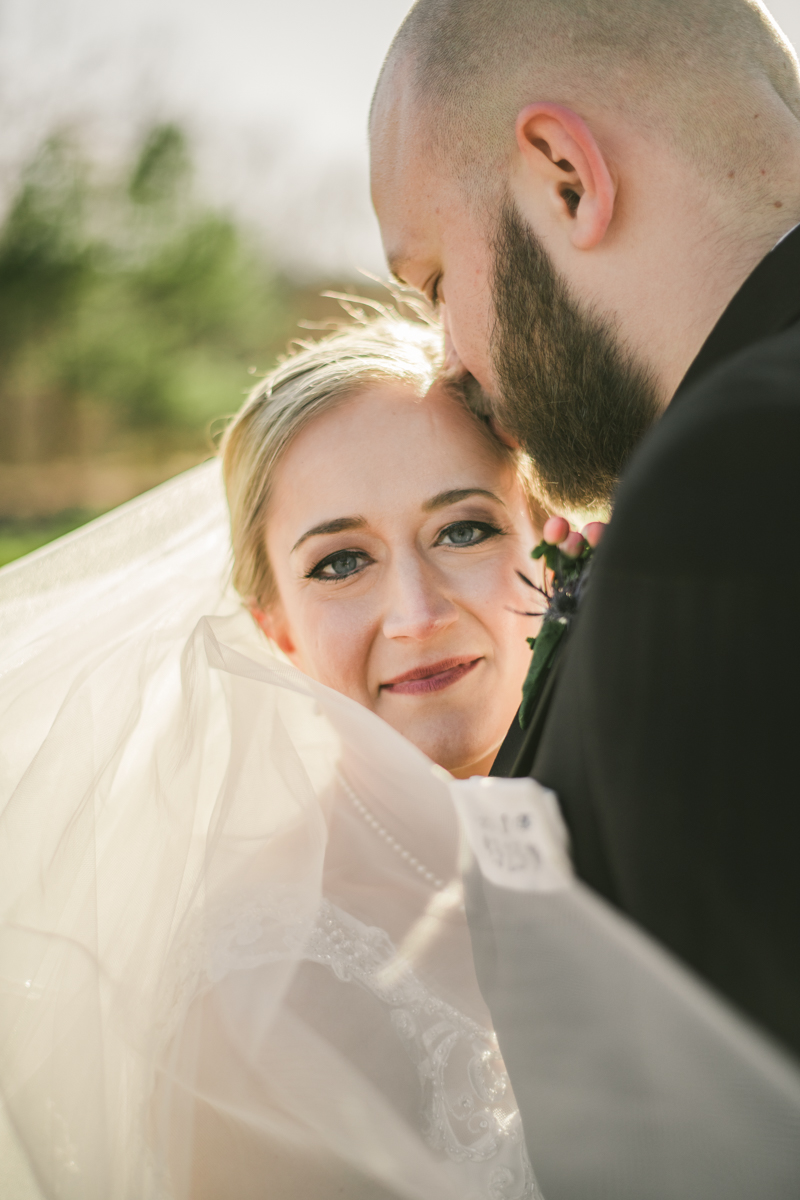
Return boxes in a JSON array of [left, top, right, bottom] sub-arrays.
[[337, 771, 445, 891]]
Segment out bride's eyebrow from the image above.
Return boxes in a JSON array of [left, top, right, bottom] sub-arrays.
[[291, 516, 367, 553], [423, 488, 506, 512]]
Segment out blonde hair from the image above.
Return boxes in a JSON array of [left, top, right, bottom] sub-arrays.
[[222, 313, 537, 608]]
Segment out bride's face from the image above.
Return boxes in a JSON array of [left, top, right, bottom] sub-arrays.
[[258, 381, 538, 776]]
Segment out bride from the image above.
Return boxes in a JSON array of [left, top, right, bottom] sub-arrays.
[[0, 313, 544, 1199]]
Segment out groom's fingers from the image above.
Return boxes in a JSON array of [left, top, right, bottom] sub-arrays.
[[543, 516, 570, 544], [543, 517, 607, 559], [560, 531, 587, 558], [582, 521, 606, 548]]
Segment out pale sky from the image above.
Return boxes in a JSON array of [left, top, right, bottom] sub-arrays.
[[0, 0, 797, 278]]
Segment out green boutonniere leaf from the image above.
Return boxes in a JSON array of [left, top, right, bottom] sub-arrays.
[[531, 540, 591, 582], [519, 618, 567, 728], [517, 532, 599, 730]]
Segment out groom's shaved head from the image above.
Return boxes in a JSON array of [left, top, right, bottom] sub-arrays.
[[373, 0, 800, 194], [371, 1, 800, 511]]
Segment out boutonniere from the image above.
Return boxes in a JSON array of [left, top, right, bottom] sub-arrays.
[[518, 518, 606, 729]]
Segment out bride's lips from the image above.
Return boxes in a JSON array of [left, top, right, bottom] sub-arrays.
[[380, 657, 482, 696]]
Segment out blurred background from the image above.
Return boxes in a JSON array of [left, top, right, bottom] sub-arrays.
[[0, 0, 797, 567]]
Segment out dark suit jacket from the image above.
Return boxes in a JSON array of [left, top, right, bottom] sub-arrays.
[[514, 222, 800, 1058]]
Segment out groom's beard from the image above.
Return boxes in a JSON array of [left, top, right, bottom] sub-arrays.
[[489, 202, 660, 512]]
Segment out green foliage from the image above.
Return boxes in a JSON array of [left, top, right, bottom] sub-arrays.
[[128, 124, 190, 207], [531, 538, 592, 581], [519, 619, 566, 730], [0, 137, 92, 350], [0, 124, 294, 463], [519, 535, 597, 728]]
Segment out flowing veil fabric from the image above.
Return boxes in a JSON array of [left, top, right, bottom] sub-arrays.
[[0, 462, 537, 1200], [463, 860, 800, 1199], [4, 461, 800, 1200]]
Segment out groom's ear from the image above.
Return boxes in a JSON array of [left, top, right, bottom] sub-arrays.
[[512, 103, 615, 250]]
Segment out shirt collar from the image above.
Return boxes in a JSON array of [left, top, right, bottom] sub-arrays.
[[673, 222, 800, 401]]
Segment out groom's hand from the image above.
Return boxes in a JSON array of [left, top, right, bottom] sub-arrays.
[[543, 516, 606, 557]]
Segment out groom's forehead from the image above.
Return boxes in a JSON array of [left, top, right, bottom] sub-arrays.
[[371, 74, 429, 204], [372, 89, 475, 279], [372, 152, 443, 276], [375, 178, 470, 293]]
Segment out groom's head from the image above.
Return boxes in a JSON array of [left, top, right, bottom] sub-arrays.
[[370, 0, 800, 510]]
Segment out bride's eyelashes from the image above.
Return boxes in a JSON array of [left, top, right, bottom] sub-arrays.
[[435, 520, 506, 547], [305, 548, 373, 581], [304, 520, 505, 581]]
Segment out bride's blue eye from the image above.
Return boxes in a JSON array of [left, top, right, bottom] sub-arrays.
[[307, 550, 370, 581], [437, 521, 503, 547]]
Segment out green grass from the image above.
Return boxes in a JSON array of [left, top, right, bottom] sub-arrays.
[[0, 510, 101, 568]]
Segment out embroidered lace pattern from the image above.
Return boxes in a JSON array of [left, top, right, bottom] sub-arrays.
[[182, 894, 539, 1200]]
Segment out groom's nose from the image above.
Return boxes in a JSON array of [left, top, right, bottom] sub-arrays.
[[381, 558, 458, 641]]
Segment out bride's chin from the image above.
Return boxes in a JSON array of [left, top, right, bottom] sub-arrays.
[[386, 712, 495, 776], [437, 746, 497, 777]]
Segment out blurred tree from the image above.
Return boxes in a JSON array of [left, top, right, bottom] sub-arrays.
[[0, 123, 293, 465], [0, 137, 94, 459], [128, 123, 190, 208]]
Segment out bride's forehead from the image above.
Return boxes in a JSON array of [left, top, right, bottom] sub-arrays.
[[270, 384, 513, 517], [289, 380, 490, 455]]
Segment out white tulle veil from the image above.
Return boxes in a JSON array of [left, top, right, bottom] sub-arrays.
[[4, 460, 800, 1200], [0, 461, 538, 1200]]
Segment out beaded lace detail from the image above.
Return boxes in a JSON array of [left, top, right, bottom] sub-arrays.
[[192, 894, 539, 1200]]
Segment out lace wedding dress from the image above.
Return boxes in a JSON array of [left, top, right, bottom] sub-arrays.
[[0, 462, 540, 1200]]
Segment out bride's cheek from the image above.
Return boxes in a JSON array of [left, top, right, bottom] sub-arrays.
[[305, 604, 375, 696], [456, 553, 518, 610]]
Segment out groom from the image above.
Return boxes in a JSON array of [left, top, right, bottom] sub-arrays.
[[371, 0, 800, 1191]]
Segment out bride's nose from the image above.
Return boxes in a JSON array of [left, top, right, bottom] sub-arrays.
[[381, 557, 458, 641]]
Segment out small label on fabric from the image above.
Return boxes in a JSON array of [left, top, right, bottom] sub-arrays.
[[449, 776, 574, 893]]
